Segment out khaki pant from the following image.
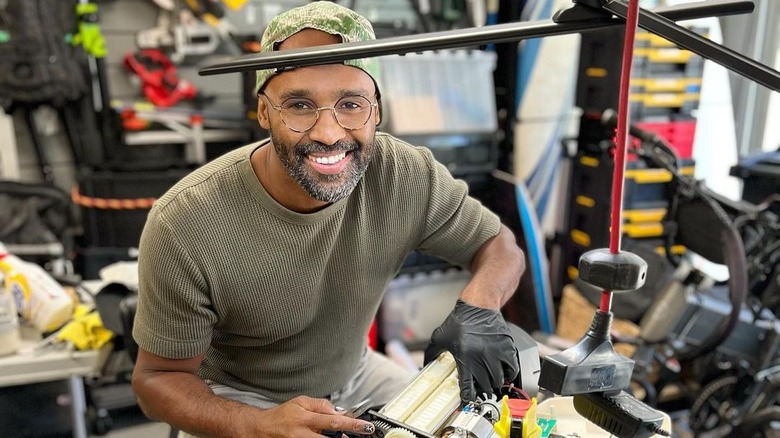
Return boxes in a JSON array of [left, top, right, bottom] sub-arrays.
[[178, 348, 415, 437]]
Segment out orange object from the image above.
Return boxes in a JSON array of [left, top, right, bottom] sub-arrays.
[[507, 398, 534, 419]]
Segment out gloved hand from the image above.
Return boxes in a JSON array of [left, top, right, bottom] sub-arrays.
[[425, 299, 520, 402]]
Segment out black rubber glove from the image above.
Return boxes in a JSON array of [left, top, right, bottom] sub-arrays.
[[424, 299, 520, 402]]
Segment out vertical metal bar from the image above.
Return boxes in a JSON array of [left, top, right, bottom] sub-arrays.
[[68, 375, 88, 438], [0, 107, 21, 180], [739, 0, 770, 155]]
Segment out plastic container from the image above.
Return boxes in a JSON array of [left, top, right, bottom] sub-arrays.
[[379, 50, 498, 135], [0, 243, 74, 333], [0, 284, 21, 356], [380, 268, 470, 349]]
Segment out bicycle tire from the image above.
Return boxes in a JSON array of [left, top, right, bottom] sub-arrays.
[[732, 406, 780, 437], [689, 375, 739, 431]]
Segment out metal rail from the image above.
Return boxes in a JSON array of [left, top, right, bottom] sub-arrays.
[[198, 0, 779, 92]]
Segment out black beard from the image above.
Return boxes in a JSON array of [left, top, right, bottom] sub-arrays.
[[271, 133, 373, 203]]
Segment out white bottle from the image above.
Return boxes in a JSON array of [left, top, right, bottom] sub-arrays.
[[0, 283, 21, 356], [0, 243, 74, 333]]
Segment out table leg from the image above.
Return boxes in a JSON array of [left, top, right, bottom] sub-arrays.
[[68, 375, 88, 438]]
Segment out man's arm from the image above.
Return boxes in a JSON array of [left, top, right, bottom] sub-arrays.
[[132, 349, 376, 438], [459, 224, 525, 310], [132, 349, 248, 436], [424, 223, 525, 401]]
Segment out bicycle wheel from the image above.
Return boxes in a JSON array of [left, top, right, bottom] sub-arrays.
[[689, 374, 747, 433], [732, 406, 780, 437]]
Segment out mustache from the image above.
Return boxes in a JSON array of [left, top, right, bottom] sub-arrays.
[[296, 140, 359, 155]]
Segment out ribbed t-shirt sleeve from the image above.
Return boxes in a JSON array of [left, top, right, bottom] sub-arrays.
[[415, 148, 501, 268], [133, 207, 217, 359]]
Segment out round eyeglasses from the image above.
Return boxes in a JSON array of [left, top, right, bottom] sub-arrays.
[[262, 94, 378, 133]]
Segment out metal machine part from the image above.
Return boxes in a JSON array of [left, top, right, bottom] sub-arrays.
[[440, 406, 500, 438], [476, 393, 501, 422], [385, 428, 418, 438], [368, 323, 542, 438], [368, 352, 521, 438], [379, 352, 462, 434]]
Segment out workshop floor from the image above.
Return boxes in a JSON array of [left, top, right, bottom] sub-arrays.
[[105, 423, 170, 438], [100, 406, 171, 438]]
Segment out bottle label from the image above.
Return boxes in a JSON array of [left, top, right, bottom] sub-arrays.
[[0, 295, 19, 335], [9, 281, 27, 318]]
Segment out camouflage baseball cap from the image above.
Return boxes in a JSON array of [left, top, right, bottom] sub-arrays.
[[255, 1, 380, 95]]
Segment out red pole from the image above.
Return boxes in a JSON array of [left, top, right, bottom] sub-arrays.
[[601, 0, 641, 314]]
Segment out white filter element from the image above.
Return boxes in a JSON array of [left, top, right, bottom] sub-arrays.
[[380, 351, 457, 422], [405, 372, 461, 433]]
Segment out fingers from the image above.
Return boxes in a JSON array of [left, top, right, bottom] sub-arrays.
[[502, 347, 520, 383], [295, 396, 340, 415], [423, 333, 446, 365], [291, 396, 376, 435], [471, 360, 499, 398], [456, 361, 477, 402], [458, 345, 520, 401], [318, 416, 375, 437]]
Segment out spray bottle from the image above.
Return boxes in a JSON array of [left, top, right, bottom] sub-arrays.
[[0, 243, 75, 333]]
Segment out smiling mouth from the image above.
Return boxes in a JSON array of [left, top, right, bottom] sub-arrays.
[[307, 151, 348, 165]]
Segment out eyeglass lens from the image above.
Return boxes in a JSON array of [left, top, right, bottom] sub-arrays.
[[276, 96, 374, 132]]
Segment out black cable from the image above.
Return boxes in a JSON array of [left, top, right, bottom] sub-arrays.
[[733, 406, 780, 436], [603, 112, 752, 361], [677, 225, 748, 361]]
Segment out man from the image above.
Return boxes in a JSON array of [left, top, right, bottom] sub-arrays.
[[132, 2, 526, 437]]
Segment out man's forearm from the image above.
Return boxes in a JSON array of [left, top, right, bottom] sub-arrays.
[[460, 224, 525, 310], [134, 371, 261, 437]]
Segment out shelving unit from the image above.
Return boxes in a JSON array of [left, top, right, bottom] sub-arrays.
[[557, 24, 708, 293]]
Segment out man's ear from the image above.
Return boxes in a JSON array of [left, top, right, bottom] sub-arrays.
[[374, 97, 382, 126], [257, 97, 271, 130]]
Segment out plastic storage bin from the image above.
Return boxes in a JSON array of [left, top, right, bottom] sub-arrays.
[[380, 268, 470, 349], [379, 50, 498, 135]]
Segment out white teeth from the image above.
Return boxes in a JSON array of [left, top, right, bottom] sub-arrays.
[[310, 151, 347, 164]]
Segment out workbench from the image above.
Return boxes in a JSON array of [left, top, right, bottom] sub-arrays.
[[0, 324, 109, 438]]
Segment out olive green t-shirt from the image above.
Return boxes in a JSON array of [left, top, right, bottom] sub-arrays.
[[133, 132, 500, 401]]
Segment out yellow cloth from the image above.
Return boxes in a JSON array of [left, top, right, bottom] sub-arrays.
[[55, 304, 114, 350]]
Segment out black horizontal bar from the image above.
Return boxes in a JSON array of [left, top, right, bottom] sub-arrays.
[[605, 0, 779, 92], [198, 0, 778, 92], [646, 0, 753, 21], [199, 17, 617, 76]]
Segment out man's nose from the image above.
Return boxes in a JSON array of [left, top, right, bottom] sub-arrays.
[[307, 108, 346, 145]]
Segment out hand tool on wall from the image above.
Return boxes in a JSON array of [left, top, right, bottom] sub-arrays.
[[183, 0, 225, 23], [180, 0, 239, 55], [73, 1, 124, 164], [172, 11, 222, 63], [137, 9, 175, 49], [124, 49, 198, 107]]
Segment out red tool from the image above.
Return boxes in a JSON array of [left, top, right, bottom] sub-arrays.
[[123, 49, 197, 107]]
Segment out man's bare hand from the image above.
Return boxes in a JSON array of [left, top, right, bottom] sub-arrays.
[[248, 396, 375, 437]]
